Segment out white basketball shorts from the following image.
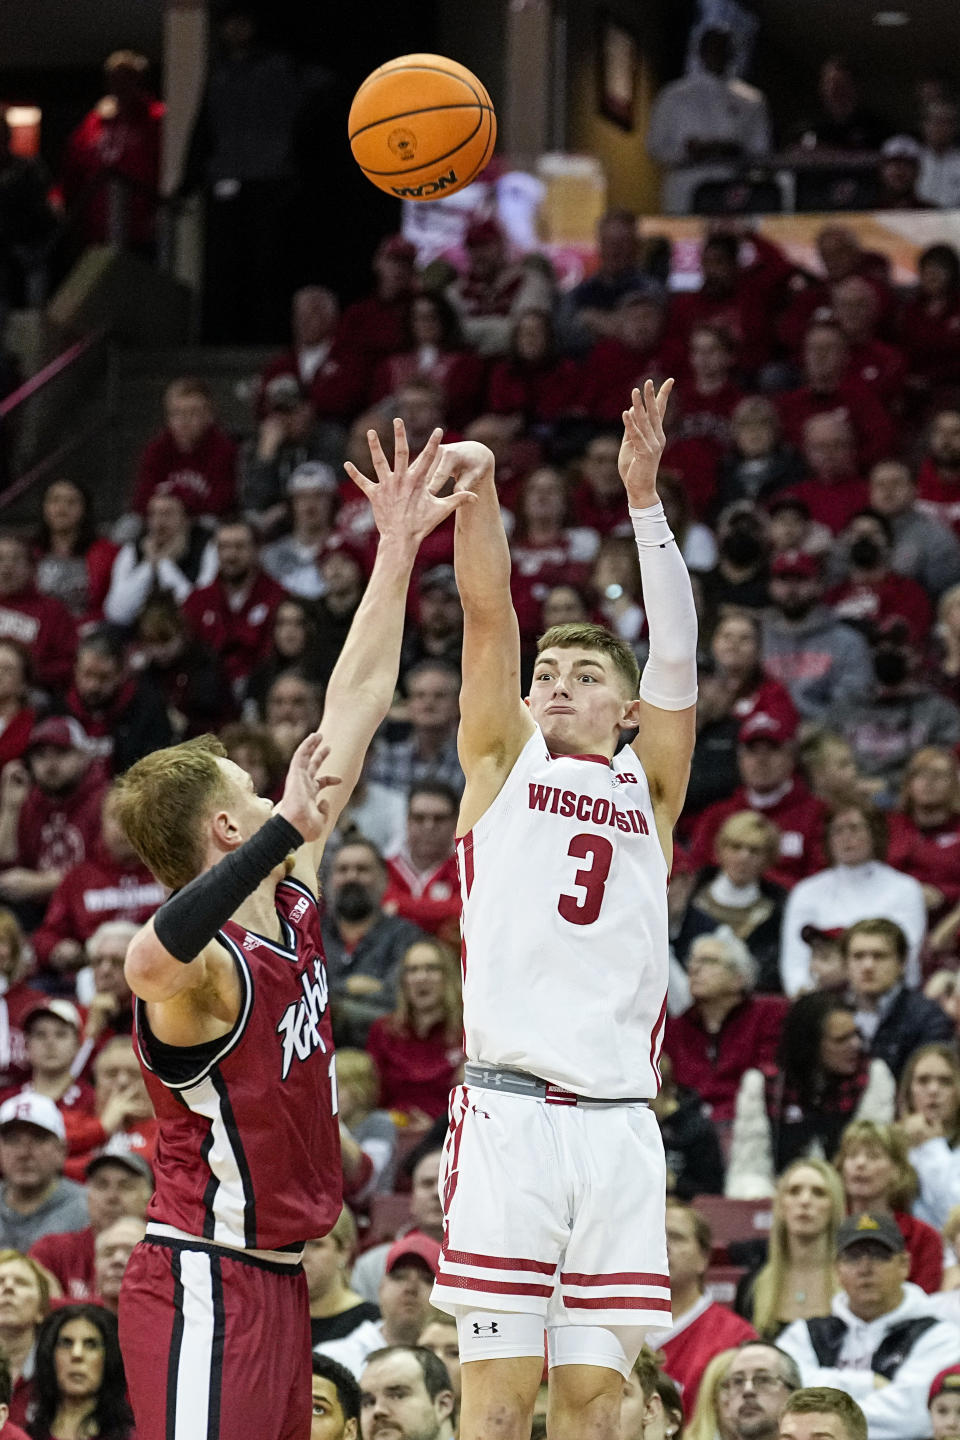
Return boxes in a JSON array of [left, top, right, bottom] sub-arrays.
[[432, 1083, 672, 1335]]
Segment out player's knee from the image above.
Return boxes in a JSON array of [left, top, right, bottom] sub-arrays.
[[458, 1349, 544, 1440], [548, 1371, 624, 1440]]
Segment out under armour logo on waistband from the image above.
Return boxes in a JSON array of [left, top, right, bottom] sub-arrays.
[[472, 1321, 499, 1336]]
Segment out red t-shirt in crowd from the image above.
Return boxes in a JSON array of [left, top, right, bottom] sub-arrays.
[[30, 1226, 96, 1300], [0, 981, 45, 1091], [132, 423, 238, 517], [339, 292, 412, 364], [259, 342, 369, 423], [846, 338, 907, 407], [663, 995, 789, 1124], [59, 94, 163, 247], [383, 853, 461, 942], [485, 356, 582, 425], [32, 849, 166, 968], [775, 380, 895, 469], [365, 1017, 464, 1121], [578, 337, 685, 424], [0, 588, 77, 691], [13, 767, 108, 874], [372, 351, 487, 430], [182, 571, 287, 687], [895, 1209, 944, 1293], [827, 573, 933, 648], [509, 534, 597, 640], [886, 812, 960, 909], [897, 295, 960, 390], [689, 779, 828, 889], [659, 1295, 758, 1416], [779, 475, 871, 535], [62, 1116, 159, 1183]]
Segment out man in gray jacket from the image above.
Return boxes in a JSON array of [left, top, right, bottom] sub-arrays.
[[869, 460, 960, 597], [778, 1213, 960, 1440], [0, 1093, 89, 1251], [761, 552, 873, 721]]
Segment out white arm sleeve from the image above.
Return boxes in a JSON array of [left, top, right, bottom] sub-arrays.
[[631, 504, 698, 711]]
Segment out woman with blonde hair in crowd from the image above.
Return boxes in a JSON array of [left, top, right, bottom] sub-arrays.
[[897, 1043, 960, 1229], [835, 1118, 943, 1291], [334, 1048, 397, 1198], [365, 938, 464, 1125], [0, 1248, 51, 1427], [734, 1159, 844, 1339], [685, 1348, 737, 1440], [887, 746, 960, 917]]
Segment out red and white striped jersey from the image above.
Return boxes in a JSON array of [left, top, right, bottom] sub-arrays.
[[135, 877, 341, 1251], [457, 727, 669, 1099]]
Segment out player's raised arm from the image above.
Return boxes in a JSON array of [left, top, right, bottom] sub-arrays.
[[622, 381, 698, 845], [306, 420, 476, 863], [443, 441, 535, 824]]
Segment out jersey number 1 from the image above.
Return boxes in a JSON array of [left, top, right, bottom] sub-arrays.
[[558, 834, 613, 926]]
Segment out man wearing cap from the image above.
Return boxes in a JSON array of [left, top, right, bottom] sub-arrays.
[[761, 550, 874, 721], [7, 998, 94, 1124], [0, 716, 106, 923], [241, 378, 341, 525], [181, 514, 288, 695], [778, 1213, 960, 1440], [877, 136, 932, 212], [928, 1366, 960, 1440], [446, 219, 552, 357], [689, 710, 828, 889], [318, 1236, 442, 1381], [30, 1146, 153, 1301], [400, 566, 463, 678], [132, 377, 238, 519], [261, 462, 341, 598], [0, 1093, 89, 1250]]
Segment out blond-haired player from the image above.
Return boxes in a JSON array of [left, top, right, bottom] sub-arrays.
[[431, 382, 698, 1440], [112, 421, 474, 1440]]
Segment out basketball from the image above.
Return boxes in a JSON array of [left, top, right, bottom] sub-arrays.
[[348, 53, 497, 202]]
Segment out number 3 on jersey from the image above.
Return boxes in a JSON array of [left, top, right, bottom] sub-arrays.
[[558, 833, 614, 925]]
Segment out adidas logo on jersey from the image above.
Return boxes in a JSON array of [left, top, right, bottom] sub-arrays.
[[242, 933, 261, 951], [276, 956, 330, 1080]]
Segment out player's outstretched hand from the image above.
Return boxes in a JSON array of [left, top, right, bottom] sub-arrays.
[[275, 732, 342, 843], [618, 379, 673, 508], [344, 418, 477, 547]]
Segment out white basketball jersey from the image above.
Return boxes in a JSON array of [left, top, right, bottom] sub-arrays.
[[457, 726, 669, 1098]]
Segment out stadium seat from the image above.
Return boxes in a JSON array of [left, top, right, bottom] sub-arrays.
[[692, 177, 784, 215], [693, 1195, 773, 1261], [704, 1264, 748, 1307]]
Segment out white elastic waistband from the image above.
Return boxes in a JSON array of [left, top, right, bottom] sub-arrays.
[[145, 1221, 304, 1266]]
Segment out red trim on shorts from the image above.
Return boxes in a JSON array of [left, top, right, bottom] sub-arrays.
[[563, 1296, 674, 1311], [442, 1086, 468, 1219], [544, 1086, 578, 1106], [649, 990, 668, 1093], [444, 1248, 557, 1275], [560, 1270, 670, 1287], [459, 831, 475, 898], [436, 1273, 554, 1298]]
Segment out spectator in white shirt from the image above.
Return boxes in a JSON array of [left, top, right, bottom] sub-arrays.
[[104, 492, 215, 628], [917, 100, 960, 210], [778, 1212, 960, 1440], [897, 1043, 960, 1231], [647, 27, 772, 214], [261, 462, 339, 598]]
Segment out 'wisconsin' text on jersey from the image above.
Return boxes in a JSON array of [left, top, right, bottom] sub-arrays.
[[527, 782, 650, 833]]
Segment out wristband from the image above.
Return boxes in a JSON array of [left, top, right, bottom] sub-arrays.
[[154, 814, 304, 963], [629, 502, 675, 549]]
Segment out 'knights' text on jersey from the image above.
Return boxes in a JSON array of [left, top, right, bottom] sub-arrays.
[[457, 727, 669, 1098], [134, 877, 341, 1251]]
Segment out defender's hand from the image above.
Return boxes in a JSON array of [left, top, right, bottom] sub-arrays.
[[275, 732, 342, 843], [344, 419, 477, 547]]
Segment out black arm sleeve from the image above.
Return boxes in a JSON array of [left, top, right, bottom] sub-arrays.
[[153, 815, 304, 963]]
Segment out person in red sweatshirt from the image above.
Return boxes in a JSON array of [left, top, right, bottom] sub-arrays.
[[60, 1037, 157, 1183], [668, 231, 793, 377], [690, 711, 828, 888], [485, 308, 581, 427], [258, 286, 369, 424], [0, 535, 76, 693], [365, 938, 464, 1124], [0, 717, 107, 924], [663, 929, 788, 1127], [61, 629, 173, 776], [31, 790, 165, 978], [340, 233, 418, 368], [886, 746, 960, 915], [579, 291, 684, 423], [132, 376, 238, 518], [780, 412, 870, 536], [181, 515, 287, 695], [658, 1200, 758, 1417], [30, 1150, 152, 1304], [776, 320, 895, 471], [383, 782, 460, 945], [917, 408, 960, 538], [832, 275, 907, 409], [0, 909, 42, 1091], [828, 510, 933, 647]]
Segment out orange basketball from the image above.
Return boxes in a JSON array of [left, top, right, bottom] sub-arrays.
[[348, 53, 496, 202]]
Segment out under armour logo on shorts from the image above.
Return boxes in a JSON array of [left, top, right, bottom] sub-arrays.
[[472, 1321, 499, 1336]]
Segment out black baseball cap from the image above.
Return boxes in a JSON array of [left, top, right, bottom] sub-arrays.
[[836, 1211, 904, 1257]]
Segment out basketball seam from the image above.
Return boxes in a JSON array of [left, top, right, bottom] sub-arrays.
[[353, 108, 491, 176], [349, 63, 488, 137], [349, 103, 492, 146], [460, 108, 496, 189]]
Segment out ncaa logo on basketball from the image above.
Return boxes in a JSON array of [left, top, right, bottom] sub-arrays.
[[391, 169, 458, 198], [276, 957, 330, 1081]]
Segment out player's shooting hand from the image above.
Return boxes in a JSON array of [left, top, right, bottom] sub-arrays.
[[343, 419, 477, 548], [275, 732, 342, 843], [435, 440, 496, 495], [618, 379, 673, 508]]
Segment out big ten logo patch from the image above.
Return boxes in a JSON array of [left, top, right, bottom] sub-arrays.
[[289, 895, 309, 925], [276, 956, 330, 1080]]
